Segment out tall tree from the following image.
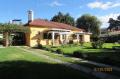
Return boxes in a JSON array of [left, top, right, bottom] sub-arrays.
[[0, 23, 29, 47], [51, 12, 75, 26], [76, 14, 101, 37], [108, 15, 120, 31]]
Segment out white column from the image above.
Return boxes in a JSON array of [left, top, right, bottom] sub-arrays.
[[77, 34, 79, 43], [52, 32, 55, 46], [60, 34, 63, 44]]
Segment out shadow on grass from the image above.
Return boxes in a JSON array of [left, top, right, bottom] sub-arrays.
[[0, 60, 95, 79], [71, 50, 120, 67]]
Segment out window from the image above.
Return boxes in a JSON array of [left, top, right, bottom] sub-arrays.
[[72, 34, 77, 39], [43, 33, 52, 39], [62, 34, 66, 39]]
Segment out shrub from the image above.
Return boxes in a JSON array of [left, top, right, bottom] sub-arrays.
[[73, 50, 88, 59], [80, 41, 84, 46], [92, 39, 104, 49], [37, 44, 43, 49], [56, 49, 63, 54], [43, 47, 52, 51], [69, 40, 74, 44]]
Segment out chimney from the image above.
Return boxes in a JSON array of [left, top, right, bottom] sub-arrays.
[[9, 20, 13, 24], [28, 10, 34, 23]]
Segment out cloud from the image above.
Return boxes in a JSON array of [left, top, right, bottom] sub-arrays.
[[87, 1, 120, 10], [50, 1, 64, 7], [98, 13, 119, 28]]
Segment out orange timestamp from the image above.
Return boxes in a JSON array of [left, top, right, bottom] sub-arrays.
[[94, 67, 112, 72]]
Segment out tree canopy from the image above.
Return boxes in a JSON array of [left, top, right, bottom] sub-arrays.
[[0, 23, 29, 33], [51, 12, 75, 26], [76, 14, 101, 37], [0, 23, 29, 47], [108, 15, 120, 31]]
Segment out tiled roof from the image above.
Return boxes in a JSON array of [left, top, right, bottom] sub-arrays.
[[26, 19, 83, 31]]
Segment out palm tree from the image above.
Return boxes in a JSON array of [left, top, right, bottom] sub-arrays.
[[0, 23, 29, 47]]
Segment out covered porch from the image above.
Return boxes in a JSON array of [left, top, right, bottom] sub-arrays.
[[73, 32, 92, 43], [45, 28, 71, 46], [43, 28, 90, 46]]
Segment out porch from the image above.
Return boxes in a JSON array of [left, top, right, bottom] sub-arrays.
[[42, 29, 87, 46]]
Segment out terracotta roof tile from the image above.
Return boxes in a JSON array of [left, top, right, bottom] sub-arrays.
[[27, 19, 83, 31]]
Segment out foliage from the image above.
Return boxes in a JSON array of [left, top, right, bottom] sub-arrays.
[[37, 44, 43, 49], [108, 15, 120, 31], [92, 39, 105, 49], [0, 23, 29, 33], [73, 50, 88, 59], [76, 14, 101, 37], [68, 40, 74, 44], [103, 34, 120, 43], [56, 49, 63, 54], [0, 23, 30, 46], [100, 28, 107, 34], [51, 12, 75, 26], [80, 41, 84, 46]]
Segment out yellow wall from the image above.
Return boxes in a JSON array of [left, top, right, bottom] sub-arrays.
[[26, 26, 91, 47], [27, 26, 51, 47], [83, 34, 90, 42]]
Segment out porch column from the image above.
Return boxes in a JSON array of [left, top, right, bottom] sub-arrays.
[[60, 34, 63, 44], [52, 32, 55, 46], [65, 34, 68, 44], [77, 34, 79, 43]]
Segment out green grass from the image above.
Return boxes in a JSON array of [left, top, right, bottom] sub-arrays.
[[44, 43, 120, 55], [0, 47, 98, 79], [43, 43, 120, 67], [22, 46, 120, 77], [0, 47, 52, 63], [103, 43, 120, 48]]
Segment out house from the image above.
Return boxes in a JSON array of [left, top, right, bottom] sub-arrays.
[[25, 10, 91, 47]]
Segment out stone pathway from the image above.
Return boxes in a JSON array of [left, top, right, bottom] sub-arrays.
[[17, 47, 120, 79]]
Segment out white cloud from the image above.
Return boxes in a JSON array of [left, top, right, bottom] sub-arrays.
[[87, 1, 120, 10], [50, 1, 64, 7], [98, 13, 119, 28]]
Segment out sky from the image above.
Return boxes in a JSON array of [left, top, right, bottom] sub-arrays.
[[0, 0, 120, 28]]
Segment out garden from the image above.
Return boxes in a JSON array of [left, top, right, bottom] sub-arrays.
[[41, 43, 120, 67]]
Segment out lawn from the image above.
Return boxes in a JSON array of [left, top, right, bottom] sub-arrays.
[[44, 43, 120, 55], [43, 43, 120, 67], [22, 46, 120, 77], [0, 47, 97, 79]]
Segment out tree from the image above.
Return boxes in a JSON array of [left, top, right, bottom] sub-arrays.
[[0, 23, 29, 47], [108, 15, 120, 31], [51, 12, 75, 26], [76, 14, 101, 37]]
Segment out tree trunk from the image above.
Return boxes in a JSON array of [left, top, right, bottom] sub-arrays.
[[3, 32, 9, 47]]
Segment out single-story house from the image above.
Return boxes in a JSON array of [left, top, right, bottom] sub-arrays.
[[25, 10, 91, 47]]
